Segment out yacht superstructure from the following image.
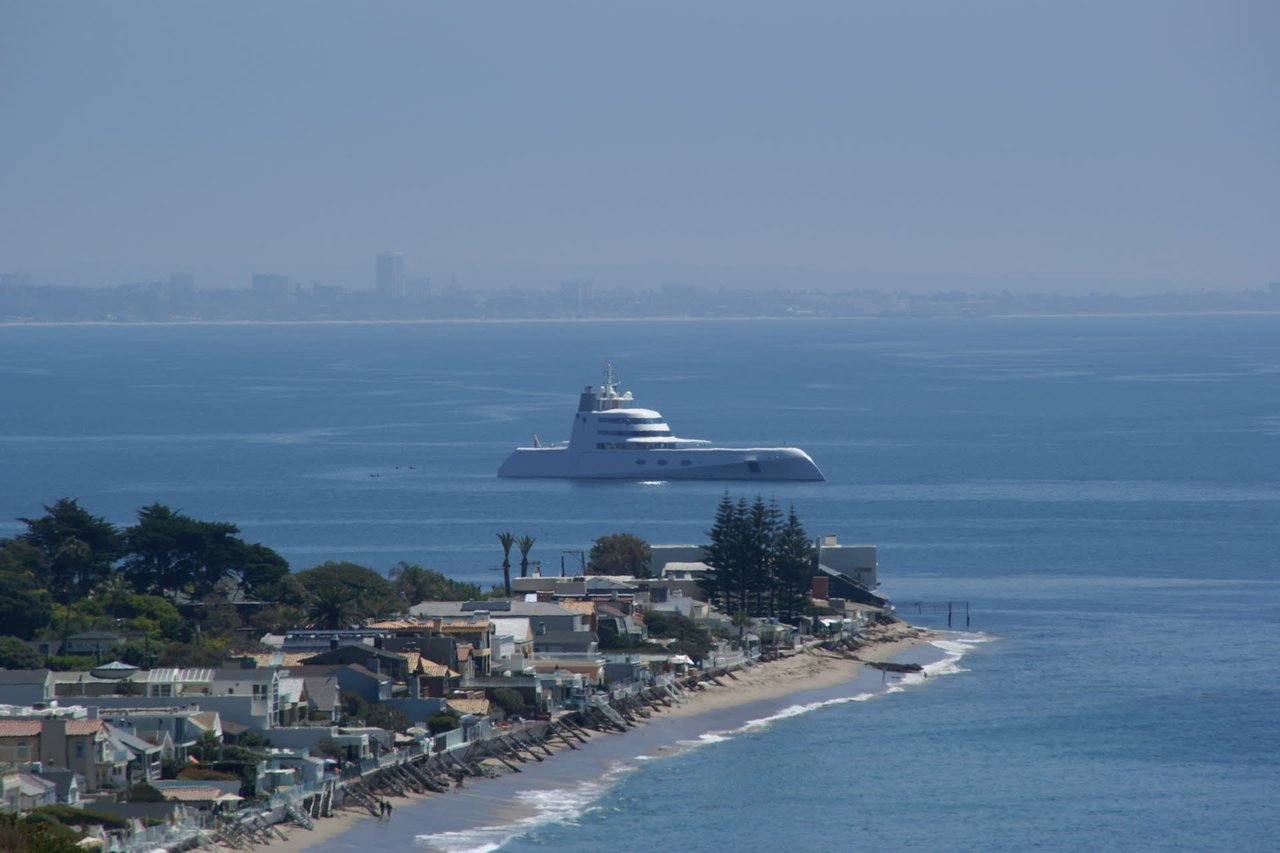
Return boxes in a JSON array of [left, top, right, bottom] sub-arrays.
[[497, 365, 825, 481]]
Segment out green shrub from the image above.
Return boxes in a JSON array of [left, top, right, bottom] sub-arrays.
[[489, 687, 526, 716], [177, 767, 239, 782], [28, 804, 130, 830], [427, 714, 459, 734], [126, 781, 166, 803]]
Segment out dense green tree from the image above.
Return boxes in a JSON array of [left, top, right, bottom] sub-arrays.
[[389, 562, 481, 605], [114, 593, 188, 641], [0, 635, 44, 669], [95, 572, 132, 622], [156, 641, 225, 668], [19, 499, 123, 639], [229, 542, 290, 597], [193, 593, 244, 640], [496, 532, 515, 597], [642, 610, 714, 659], [293, 561, 400, 624], [45, 654, 96, 671], [745, 497, 782, 616], [272, 574, 312, 609], [246, 604, 307, 635], [426, 713, 459, 734], [701, 494, 813, 623], [773, 507, 814, 622], [121, 504, 195, 596], [516, 535, 536, 578], [0, 539, 55, 639], [701, 494, 747, 612], [122, 503, 287, 600], [587, 533, 652, 577], [489, 687, 527, 717]]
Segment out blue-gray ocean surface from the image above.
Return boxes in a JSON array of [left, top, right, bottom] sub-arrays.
[[1, 316, 1277, 852]]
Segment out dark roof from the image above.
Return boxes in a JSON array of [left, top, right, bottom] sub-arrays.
[[300, 647, 407, 664], [585, 578, 632, 590], [284, 664, 392, 683], [31, 767, 82, 802], [532, 630, 598, 646], [463, 600, 510, 611], [302, 677, 340, 712], [0, 669, 52, 684], [815, 566, 889, 607]]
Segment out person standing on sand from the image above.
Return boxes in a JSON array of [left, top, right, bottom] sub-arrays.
[[385, 801, 393, 820]]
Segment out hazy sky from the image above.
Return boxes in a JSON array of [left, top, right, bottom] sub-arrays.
[[1, 1, 1276, 292]]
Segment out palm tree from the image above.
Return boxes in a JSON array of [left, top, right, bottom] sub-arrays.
[[516, 535, 536, 579], [497, 532, 515, 597], [96, 571, 132, 624], [309, 584, 355, 629]]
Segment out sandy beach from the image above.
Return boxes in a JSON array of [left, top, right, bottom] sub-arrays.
[[261, 623, 935, 853]]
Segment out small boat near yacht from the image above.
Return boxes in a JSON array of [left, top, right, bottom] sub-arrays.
[[498, 365, 825, 481]]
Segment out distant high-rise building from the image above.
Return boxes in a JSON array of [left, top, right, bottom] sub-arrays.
[[376, 251, 405, 299], [251, 273, 292, 305], [559, 279, 593, 313]]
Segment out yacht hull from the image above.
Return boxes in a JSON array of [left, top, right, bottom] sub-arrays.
[[498, 447, 825, 481]]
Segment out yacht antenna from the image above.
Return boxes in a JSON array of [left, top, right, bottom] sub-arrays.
[[602, 363, 620, 398]]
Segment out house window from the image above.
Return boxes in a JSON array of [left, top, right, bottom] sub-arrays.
[[75, 742, 84, 759], [253, 684, 268, 699], [150, 684, 172, 698]]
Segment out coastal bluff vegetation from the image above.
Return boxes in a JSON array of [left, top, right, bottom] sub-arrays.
[[0, 498, 482, 669], [0, 494, 840, 671]]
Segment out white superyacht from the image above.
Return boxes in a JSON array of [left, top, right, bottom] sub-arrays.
[[498, 365, 825, 481]]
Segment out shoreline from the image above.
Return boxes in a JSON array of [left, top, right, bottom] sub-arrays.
[[3, 310, 1278, 330], [265, 622, 940, 853]]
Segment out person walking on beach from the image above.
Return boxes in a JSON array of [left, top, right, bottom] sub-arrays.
[[385, 800, 393, 820]]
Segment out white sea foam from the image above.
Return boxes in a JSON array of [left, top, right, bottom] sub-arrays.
[[413, 762, 635, 853], [417, 640, 990, 851]]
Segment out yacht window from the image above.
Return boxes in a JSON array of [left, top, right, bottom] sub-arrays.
[[747, 461, 762, 474], [680, 460, 692, 466], [657, 459, 668, 466], [598, 429, 673, 437], [635, 459, 646, 465]]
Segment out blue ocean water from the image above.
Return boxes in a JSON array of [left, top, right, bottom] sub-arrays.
[[1, 316, 1277, 851]]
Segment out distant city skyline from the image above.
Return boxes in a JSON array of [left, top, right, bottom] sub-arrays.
[[1, 2, 1276, 293]]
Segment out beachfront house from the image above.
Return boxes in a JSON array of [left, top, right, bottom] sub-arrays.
[[0, 671, 56, 708], [0, 717, 111, 792], [299, 645, 413, 682], [95, 706, 221, 765], [284, 664, 392, 706]]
